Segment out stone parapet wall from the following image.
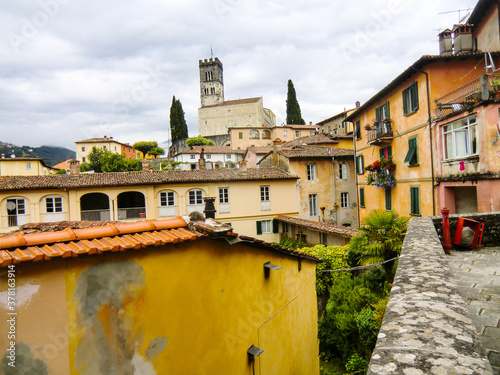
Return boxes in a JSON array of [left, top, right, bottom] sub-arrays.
[[367, 217, 492, 374], [432, 211, 500, 247]]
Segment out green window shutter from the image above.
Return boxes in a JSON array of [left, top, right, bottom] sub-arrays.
[[379, 148, 384, 159], [356, 120, 361, 139], [272, 219, 279, 233], [403, 90, 408, 115], [385, 102, 390, 119], [359, 187, 365, 207], [375, 107, 382, 122], [356, 156, 360, 174], [412, 82, 419, 111], [387, 146, 392, 157], [360, 155, 364, 174], [411, 187, 420, 215], [385, 188, 392, 210], [356, 155, 364, 174], [404, 138, 417, 164], [256, 221, 262, 235]]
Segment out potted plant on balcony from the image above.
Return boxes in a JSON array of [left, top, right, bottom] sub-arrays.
[[366, 158, 396, 188]]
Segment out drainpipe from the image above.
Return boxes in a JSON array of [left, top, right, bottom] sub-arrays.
[[332, 156, 337, 225], [413, 67, 436, 216], [353, 130, 361, 227]]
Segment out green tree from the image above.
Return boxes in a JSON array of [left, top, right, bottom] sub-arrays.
[[148, 146, 165, 158], [185, 137, 214, 147], [80, 147, 142, 173], [170, 96, 188, 142], [132, 141, 158, 158], [86, 146, 106, 172], [348, 209, 409, 281], [286, 79, 305, 125]]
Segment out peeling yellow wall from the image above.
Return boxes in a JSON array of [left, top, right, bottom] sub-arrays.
[[0, 240, 319, 374]]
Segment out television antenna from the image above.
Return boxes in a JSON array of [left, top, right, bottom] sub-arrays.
[[438, 8, 472, 23]]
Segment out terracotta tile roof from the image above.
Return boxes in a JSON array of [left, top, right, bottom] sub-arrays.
[[275, 215, 361, 238], [0, 167, 298, 191], [282, 134, 339, 147], [316, 108, 357, 125], [178, 146, 245, 155], [0, 157, 57, 170], [202, 97, 261, 108], [285, 124, 318, 130], [0, 216, 321, 267], [280, 145, 354, 159]]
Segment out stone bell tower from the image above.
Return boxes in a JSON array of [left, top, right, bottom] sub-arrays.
[[199, 57, 224, 107]]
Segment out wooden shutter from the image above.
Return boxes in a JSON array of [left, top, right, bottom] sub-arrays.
[[359, 187, 365, 207], [384, 101, 390, 119], [411, 82, 419, 111], [272, 219, 279, 233], [375, 106, 382, 122], [256, 221, 262, 235]]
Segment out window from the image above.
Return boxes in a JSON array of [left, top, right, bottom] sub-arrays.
[[190, 155, 196, 159], [103, 146, 107, 150], [340, 192, 349, 208], [355, 155, 364, 174], [45, 197, 62, 213], [283, 130, 287, 137], [375, 102, 390, 122], [249, 130, 260, 139], [204, 88, 209, 95], [82, 147, 85, 152], [26, 163, 31, 170], [403, 81, 419, 115], [238, 132, 243, 139], [189, 190, 203, 205], [443, 115, 478, 159], [114, 146, 117, 151], [359, 187, 365, 208], [160, 191, 175, 206], [309, 194, 318, 217], [206, 154, 211, 159], [385, 188, 392, 210], [306, 164, 317, 180], [295, 131, 300, 137], [310, 131, 315, 136], [380, 146, 392, 161], [410, 186, 420, 215], [262, 130, 271, 139], [256, 220, 273, 234], [404, 136, 418, 166], [320, 232, 328, 246], [227, 154, 231, 159], [339, 163, 348, 179], [356, 120, 361, 140], [82, 157, 86, 163], [219, 188, 229, 203], [260, 186, 270, 202]]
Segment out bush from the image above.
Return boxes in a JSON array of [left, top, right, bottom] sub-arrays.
[[345, 353, 368, 374], [185, 137, 214, 146]]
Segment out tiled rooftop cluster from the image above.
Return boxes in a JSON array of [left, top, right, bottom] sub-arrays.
[[0, 216, 321, 267], [0, 167, 297, 191], [280, 145, 353, 159], [282, 134, 340, 147], [274, 215, 361, 238]]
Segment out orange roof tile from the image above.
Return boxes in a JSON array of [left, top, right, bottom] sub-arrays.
[[0, 216, 321, 267]]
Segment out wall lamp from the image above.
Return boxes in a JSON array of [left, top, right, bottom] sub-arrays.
[[247, 345, 264, 363], [264, 261, 282, 278]]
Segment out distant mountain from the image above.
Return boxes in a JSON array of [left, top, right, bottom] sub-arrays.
[[0, 142, 76, 167]]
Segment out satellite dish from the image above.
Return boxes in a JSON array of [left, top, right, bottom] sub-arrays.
[[6, 201, 16, 211]]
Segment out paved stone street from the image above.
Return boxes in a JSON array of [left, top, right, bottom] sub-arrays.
[[447, 247, 500, 375]]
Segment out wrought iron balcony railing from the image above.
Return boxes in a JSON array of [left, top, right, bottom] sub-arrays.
[[367, 122, 393, 145]]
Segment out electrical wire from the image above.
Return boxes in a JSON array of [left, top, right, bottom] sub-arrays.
[[319, 255, 403, 272]]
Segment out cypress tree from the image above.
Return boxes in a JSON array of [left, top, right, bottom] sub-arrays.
[[286, 79, 305, 125], [170, 96, 188, 142]]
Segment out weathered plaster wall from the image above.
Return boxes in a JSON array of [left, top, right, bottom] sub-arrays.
[[0, 239, 320, 374], [368, 217, 492, 374]]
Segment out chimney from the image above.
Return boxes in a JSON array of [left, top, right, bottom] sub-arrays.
[[355, 101, 361, 108], [453, 24, 473, 54], [69, 160, 80, 175], [203, 197, 216, 219], [199, 148, 206, 170], [438, 28, 453, 55], [141, 159, 151, 171], [239, 159, 248, 175], [1, 154, 4, 159]]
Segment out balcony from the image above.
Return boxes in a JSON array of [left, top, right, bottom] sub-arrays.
[[434, 74, 500, 119], [365, 158, 397, 189], [366, 121, 393, 145]]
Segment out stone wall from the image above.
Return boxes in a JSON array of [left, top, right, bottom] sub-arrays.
[[432, 211, 500, 247], [367, 217, 492, 374]]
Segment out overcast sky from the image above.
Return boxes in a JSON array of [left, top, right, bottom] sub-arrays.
[[0, 0, 477, 151]]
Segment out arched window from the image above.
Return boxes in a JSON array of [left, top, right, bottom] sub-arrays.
[[262, 130, 271, 139], [205, 71, 213, 81], [117, 192, 146, 220], [187, 189, 204, 213], [249, 130, 260, 139], [42, 195, 64, 222], [210, 87, 215, 94], [159, 191, 177, 217], [80, 193, 110, 221]]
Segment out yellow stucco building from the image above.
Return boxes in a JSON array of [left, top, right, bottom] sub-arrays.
[[347, 2, 500, 217], [0, 167, 299, 242], [0, 217, 320, 374], [0, 157, 58, 176]]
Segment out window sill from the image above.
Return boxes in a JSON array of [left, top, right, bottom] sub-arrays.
[[410, 213, 421, 217], [442, 155, 479, 164], [404, 108, 418, 117], [407, 163, 419, 168]]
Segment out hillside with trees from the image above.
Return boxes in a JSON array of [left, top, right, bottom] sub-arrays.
[[0, 142, 75, 166]]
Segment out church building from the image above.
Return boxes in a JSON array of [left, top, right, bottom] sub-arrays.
[[198, 57, 276, 137]]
